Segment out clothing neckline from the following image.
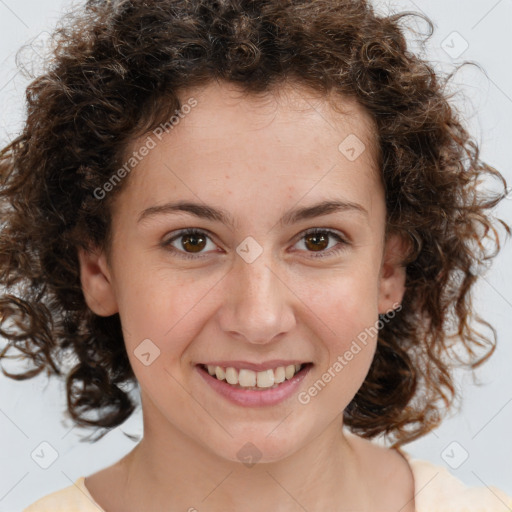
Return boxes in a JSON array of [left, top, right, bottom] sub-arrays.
[[76, 451, 427, 512], [77, 476, 106, 512]]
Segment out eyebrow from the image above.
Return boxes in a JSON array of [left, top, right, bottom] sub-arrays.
[[137, 199, 368, 228]]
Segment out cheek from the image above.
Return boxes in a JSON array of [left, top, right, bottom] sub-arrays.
[[302, 265, 380, 379], [304, 262, 381, 337], [113, 263, 219, 358], [300, 279, 380, 410], [114, 240, 382, 367]]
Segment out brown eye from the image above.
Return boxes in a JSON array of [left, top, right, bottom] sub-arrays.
[[162, 229, 217, 259], [304, 232, 330, 252], [162, 227, 349, 261], [295, 228, 349, 259], [181, 232, 207, 253]]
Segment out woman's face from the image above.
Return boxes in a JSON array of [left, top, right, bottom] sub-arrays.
[[79, 80, 406, 463]]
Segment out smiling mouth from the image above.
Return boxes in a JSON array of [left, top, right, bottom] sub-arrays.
[[197, 362, 313, 390]]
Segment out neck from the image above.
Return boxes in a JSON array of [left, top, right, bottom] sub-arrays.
[[118, 409, 368, 511]]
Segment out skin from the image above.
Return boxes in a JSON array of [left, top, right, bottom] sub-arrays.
[[78, 79, 415, 512]]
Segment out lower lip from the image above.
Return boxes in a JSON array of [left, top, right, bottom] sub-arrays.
[[196, 364, 313, 407]]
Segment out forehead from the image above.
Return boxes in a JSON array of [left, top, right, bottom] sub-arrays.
[[171, 80, 380, 166], [116, 80, 382, 220]]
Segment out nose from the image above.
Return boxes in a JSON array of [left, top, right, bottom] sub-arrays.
[[217, 247, 296, 345]]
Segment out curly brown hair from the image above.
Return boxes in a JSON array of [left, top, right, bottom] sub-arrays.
[[0, 0, 509, 446]]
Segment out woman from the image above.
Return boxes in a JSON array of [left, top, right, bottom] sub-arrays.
[[0, 0, 510, 510]]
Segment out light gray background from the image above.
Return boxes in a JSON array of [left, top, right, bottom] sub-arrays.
[[0, 0, 511, 510]]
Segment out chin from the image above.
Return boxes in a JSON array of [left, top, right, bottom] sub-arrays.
[[213, 434, 302, 466]]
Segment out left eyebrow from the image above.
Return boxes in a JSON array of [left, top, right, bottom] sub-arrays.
[[137, 199, 368, 228]]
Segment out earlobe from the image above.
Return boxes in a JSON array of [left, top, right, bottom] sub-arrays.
[[77, 246, 118, 317], [378, 233, 409, 315]]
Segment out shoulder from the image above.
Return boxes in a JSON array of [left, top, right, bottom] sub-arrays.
[[22, 477, 104, 512], [405, 454, 512, 512], [346, 433, 512, 512]]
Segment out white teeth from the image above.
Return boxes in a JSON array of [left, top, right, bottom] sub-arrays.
[[274, 366, 285, 384], [203, 363, 306, 389], [215, 366, 225, 381], [225, 367, 238, 385], [238, 368, 256, 387], [285, 364, 296, 379], [257, 369, 275, 388]]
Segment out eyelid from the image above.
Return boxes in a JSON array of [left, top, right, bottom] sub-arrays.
[[161, 228, 220, 259], [162, 226, 351, 259], [293, 226, 350, 244], [289, 227, 350, 259]]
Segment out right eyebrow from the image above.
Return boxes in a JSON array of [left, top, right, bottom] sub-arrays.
[[137, 199, 368, 228]]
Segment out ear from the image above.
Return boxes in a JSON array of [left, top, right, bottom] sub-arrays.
[[77, 245, 118, 316], [377, 232, 409, 315]]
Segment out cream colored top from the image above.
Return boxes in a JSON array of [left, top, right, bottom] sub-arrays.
[[22, 456, 512, 512]]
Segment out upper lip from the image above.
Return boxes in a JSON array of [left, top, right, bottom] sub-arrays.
[[198, 360, 312, 372]]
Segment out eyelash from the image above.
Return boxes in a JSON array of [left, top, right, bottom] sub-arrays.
[[161, 227, 349, 260]]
